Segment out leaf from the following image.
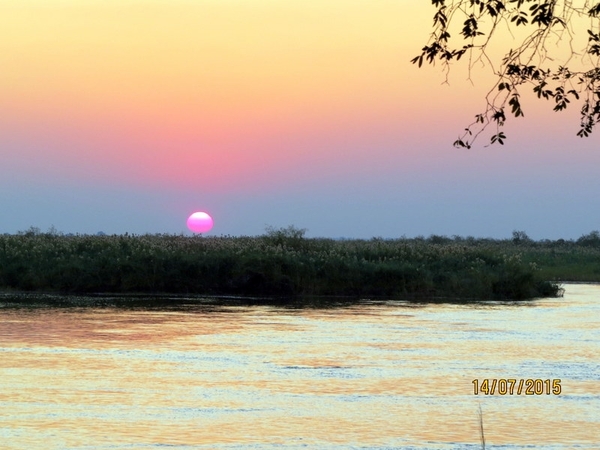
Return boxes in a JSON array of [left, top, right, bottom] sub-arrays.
[[410, 54, 424, 68], [590, 3, 600, 17], [577, 129, 589, 137], [508, 94, 524, 117], [433, 9, 448, 28], [492, 108, 506, 123], [453, 138, 471, 149], [491, 132, 506, 145]]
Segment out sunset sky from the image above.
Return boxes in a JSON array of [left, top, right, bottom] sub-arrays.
[[2, 0, 599, 239]]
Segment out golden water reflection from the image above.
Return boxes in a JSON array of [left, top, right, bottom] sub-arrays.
[[0, 284, 599, 448]]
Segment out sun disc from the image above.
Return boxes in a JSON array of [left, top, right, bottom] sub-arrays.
[[187, 211, 214, 234]]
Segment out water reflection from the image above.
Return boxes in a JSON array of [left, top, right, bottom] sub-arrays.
[[0, 284, 598, 448]]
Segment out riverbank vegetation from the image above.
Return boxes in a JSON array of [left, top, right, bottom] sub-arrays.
[[2, 227, 598, 300]]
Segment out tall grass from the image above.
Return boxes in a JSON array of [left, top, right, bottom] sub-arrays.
[[0, 226, 589, 300]]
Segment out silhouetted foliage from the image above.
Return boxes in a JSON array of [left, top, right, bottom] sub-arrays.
[[413, 1, 600, 147], [576, 230, 600, 246], [512, 230, 533, 245]]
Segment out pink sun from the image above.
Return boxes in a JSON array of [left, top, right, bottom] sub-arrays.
[[187, 211, 214, 234]]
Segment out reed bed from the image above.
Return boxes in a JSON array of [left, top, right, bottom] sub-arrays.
[[1, 227, 594, 300]]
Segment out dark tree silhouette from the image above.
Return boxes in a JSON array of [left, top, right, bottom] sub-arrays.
[[412, 1, 600, 147]]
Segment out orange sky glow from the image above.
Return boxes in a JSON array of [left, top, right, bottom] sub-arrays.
[[1, 1, 599, 237]]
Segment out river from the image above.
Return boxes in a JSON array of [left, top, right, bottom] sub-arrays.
[[0, 283, 598, 449]]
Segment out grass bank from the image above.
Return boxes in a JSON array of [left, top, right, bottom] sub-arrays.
[[1, 227, 587, 300]]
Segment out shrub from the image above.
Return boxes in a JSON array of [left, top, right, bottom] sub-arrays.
[[0, 229, 574, 300]]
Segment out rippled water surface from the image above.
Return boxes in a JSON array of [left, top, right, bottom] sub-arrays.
[[0, 284, 599, 449]]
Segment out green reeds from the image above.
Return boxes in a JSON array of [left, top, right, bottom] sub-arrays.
[[0, 227, 587, 300]]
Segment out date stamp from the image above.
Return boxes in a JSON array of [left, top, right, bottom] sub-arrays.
[[472, 378, 561, 395]]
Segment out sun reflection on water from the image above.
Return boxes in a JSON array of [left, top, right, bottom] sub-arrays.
[[0, 284, 598, 448]]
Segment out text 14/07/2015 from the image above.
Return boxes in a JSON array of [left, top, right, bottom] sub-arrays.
[[472, 379, 561, 395]]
